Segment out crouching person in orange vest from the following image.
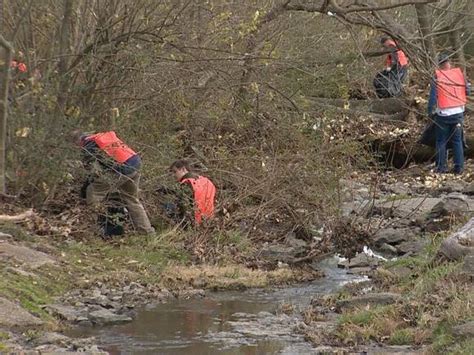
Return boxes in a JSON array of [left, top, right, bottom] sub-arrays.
[[168, 160, 216, 226], [72, 130, 155, 235], [427, 53, 471, 174]]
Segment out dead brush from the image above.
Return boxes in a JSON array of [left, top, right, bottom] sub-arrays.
[[330, 218, 372, 259]]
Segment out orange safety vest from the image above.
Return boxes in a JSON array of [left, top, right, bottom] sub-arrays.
[[86, 131, 137, 164], [435, 68, 467, 109], [385, 40, 408, 67], [11, 60, 27, 73], [181, 175, 216, 224]]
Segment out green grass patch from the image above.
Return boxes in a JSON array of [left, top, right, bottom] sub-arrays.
[[0, 264, 70, 320], [59, 231, 189, 284], [388, 328, 415, 345], [431, 322, 455, 354], [448, 338, 474, 355], [0, 343, 9, 352]]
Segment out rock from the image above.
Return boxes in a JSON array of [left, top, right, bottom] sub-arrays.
[[260, 244, 299, 263], [438, 217, 474, 261], [88, 308, 132, 325], [374, 227, 420, 246], [462, 255, 474, 277], [36, 332, 70, 346], [452, 320, 474, 338], [336, 292, 401, 311], [0, 297, 44, 327], [340, 199, 373, 217], [313, 345, 350, 354], [46, 304, 85, 322], [0, 243, 56, 268], [379, 243, 399, 255], [428, 195, 470, 219], [338, 253, 381, 269], [346, 267, 372, 275], [385, 182, 411, 196], [372, 197, 441, 219], [363, 345, 423, 354], [284, 233, 308, 250], [463, 182, 474, 195], [439, 180, 468, 193], [396, 238, 428, 255]]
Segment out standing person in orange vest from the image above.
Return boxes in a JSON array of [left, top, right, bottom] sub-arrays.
[[428, 53, 471, 174], [72, 130, 155, 235], [168, 160, 216, 226]]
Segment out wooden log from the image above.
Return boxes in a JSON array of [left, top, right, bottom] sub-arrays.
[[0, 209, 35, 222], [308, 97, 410, 115], [373, 135, 474, 169]]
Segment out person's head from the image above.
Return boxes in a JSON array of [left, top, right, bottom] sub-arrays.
[[438, 52, 451, 69], [169, 159, 191, 181], [69, 129, 84, 146], [381, 36, 395, 48]]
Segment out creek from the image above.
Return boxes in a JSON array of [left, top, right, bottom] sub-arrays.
[[67, 257, 366, 354]]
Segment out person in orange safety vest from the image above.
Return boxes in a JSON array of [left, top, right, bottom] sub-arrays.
[[72, 130, 155, 235], [427, 53, 471, 174], [10, 59, 27, 73], [169, 159, 216, 226], [374, 37, 409, 98], [381, 37, 408, 79]]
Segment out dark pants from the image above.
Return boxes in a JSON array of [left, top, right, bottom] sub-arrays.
[[435, 113, 464, 173]]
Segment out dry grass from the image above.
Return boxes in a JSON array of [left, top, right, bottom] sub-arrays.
[[161, 264, 320, 290]]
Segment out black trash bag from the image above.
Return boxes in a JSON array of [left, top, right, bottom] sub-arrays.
[[98, 193, 127, 237], [418, 121, 468, 150], [373, 70, 402, 98], [80, 178, 127, 237]]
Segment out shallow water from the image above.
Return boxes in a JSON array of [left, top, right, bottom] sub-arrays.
[[68, 257, 365, 354]]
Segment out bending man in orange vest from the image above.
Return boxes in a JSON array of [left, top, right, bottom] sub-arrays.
[[72, 130, 155, 235], [374, 37, 409, 98], [428, 53, 471, 174], [169, 160, 216, 226], [381, 37, 408, 82]]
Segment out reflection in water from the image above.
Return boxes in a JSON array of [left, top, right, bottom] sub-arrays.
[[67, 257, 365, 355]]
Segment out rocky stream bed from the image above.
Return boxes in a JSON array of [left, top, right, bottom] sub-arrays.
[[1, 163, 474, 354]]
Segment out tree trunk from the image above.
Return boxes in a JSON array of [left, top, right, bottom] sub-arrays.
[[415, 4, 435, 68], [0, 35, 13, 194], [57, 0, 74, 111], [451, 28, 467, 74]]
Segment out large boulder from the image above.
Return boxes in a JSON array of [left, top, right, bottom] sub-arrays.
[[396, 239, 428, 255], [46, 304, 87, 323], [373, 227, 420, 247], [371, 197, 441, 219], [0, 243, 55, 268], [0, 297, 44, 327], [428, 195, 470, 219], [438, 217, 474, 261]]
